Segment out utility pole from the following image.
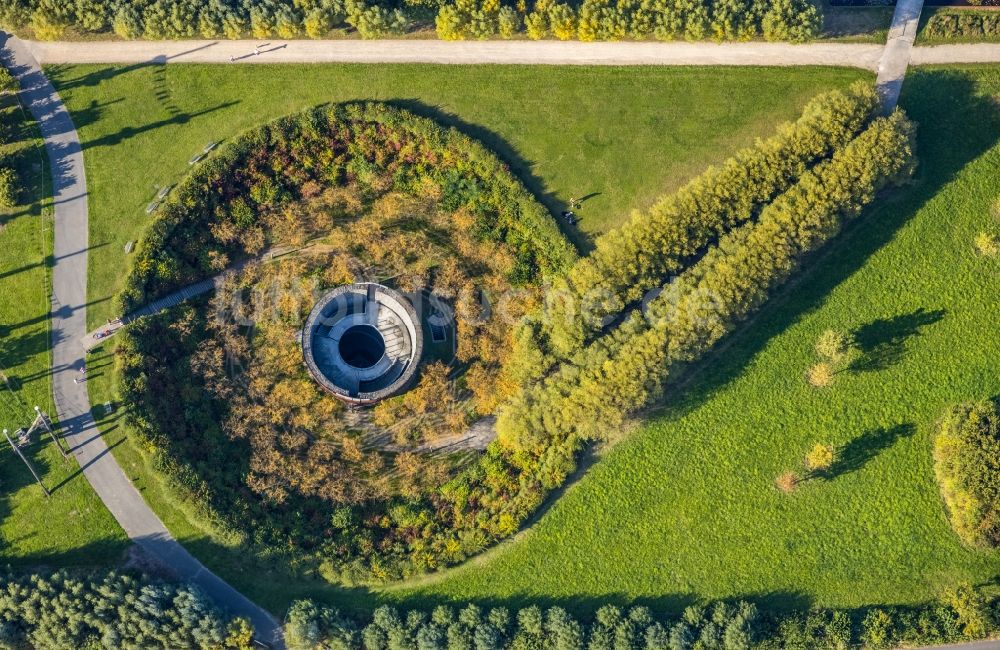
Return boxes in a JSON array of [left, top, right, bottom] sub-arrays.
[[27, 406, 67, 458], [3, 428, 49, 497]]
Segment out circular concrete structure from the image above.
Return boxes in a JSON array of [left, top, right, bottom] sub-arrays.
[[303, 283, 423, 404]]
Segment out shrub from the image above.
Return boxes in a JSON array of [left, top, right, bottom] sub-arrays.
[[0, 167, 18, 208], [974, 231, 999, 257], [776, 471, 799, 493], [933, 399, 1000, 547], [805, 361, 835, 388], [805, 443, 836, 473], [0, 66, 16, 93], [815, 329, 853, 364], [860, 609, 894, 649], [925, 10, 1000, 40], [943, 583, 993, 639]]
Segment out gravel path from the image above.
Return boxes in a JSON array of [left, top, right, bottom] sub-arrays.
[[0, 31, 284, 649], [24, 39, 886, 68], [20, 38, 1000, 72]]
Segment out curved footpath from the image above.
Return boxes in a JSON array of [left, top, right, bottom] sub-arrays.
[[0, 32, 285, 649]]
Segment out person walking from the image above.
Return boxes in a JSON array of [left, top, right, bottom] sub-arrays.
[[253, 46, 261, 56]]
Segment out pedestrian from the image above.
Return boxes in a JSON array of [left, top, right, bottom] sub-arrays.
[[253, 46, 260, 56], [79, 365, 86, 374], [230, 55, 235, 63]]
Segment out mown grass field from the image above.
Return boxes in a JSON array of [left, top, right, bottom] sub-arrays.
[[44, 63, 872, 613], [0, 87, 127, 567], [43, 62, 1000, 618]]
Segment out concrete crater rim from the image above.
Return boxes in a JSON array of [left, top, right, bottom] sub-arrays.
[[302, 282, 423, 405]]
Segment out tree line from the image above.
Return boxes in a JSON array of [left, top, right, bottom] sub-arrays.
[[0, 0, 820, 42], [0, 67, 23, 209], [437, 0, 818, 42], [507, 82, 880, 386], [3, 570, 996, 649], [497, 109, 916, 454], [285, 586, 997, 650], [0, 568, 252, 649]]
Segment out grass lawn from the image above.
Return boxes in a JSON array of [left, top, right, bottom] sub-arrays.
[[820, 2, 893, 42], [381, 65, 1000, 614], [45, 62, 874, 614], [0, 87, 127, 567]]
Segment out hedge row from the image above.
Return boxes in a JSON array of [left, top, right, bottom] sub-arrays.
[[0, 0, 821, 42], [509, 82, 880, 382], [119, 101, 575, 315], [933, 399, 1000, 547], [0, 67, 22, 209], [0, 569, 250, 650], [437, 0, 819, 42], [286, 586, 995, 650], [498, 111, 916, 451], [924, 10, 1000, 39]]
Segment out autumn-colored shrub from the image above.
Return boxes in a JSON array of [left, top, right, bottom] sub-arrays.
[[934, 399, 1000, 547]]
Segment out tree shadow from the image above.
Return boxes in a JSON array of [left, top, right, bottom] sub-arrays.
[[848, 308, 945, 372], [821, 423, 916, 480], [647, 69, 1000, 427], [385, 98, 585, 254]]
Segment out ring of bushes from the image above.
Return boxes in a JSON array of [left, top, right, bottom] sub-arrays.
[[117, 101, 577, 584]]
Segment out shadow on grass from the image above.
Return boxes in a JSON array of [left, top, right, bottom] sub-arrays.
[[821, 423, 917, 480], [385, 98, 587, 254], [849, 308, 945, 372], [646, 70, 1000, 427]]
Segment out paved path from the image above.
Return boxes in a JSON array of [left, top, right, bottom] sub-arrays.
[[917, 641, 1000, 650], [19, 38, 1000, 71], [0, 32, 284, 649], [24, 39, 887, 69], [874, 0, 924, 110]]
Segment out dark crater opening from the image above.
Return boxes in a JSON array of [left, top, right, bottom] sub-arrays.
[[340, 324, 385, 369]]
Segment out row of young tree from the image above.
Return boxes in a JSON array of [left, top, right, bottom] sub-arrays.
[[0, 0, 820, 42], [0, 67, 23, 209], [0, 569, 252, 649], [285, 586, 998, 650], [436, 0, 818, 42], [496, 108, 916, 452], [924, 10, 1000, 40], [509, 82, 881, 383]]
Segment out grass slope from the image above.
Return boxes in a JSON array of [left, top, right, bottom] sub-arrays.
[[384, 66, 1000, 613], [0, 88, 127, 566], [45, 62, 870, 613]]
